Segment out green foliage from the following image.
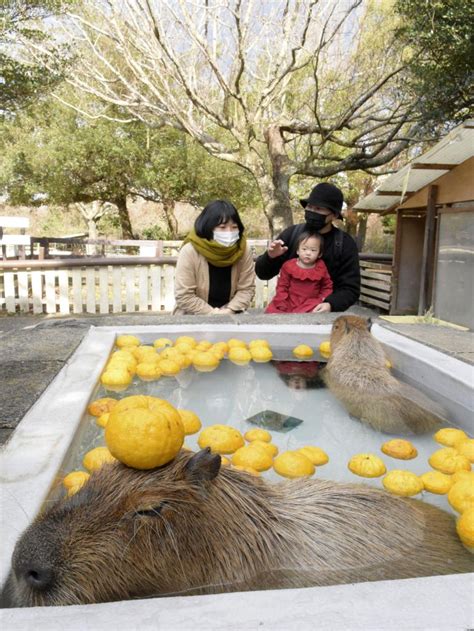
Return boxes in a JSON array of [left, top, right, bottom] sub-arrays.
[[0, 1, 73, 114], [141, 225, 171, 241], [394, 0, 473, 123]]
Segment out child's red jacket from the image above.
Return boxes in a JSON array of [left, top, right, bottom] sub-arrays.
[[265, 258, 333, 313]]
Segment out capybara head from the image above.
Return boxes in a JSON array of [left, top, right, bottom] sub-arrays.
[[11, 449, 225, 606], [330, 315, 372, 349]]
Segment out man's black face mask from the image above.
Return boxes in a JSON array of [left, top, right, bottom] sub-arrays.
[[304, 210, 327, 231]]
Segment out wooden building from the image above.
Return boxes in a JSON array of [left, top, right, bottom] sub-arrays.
[[354, 120, 474, 329]]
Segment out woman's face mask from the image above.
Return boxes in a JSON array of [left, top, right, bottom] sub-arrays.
[[213, 230, 240, 246]]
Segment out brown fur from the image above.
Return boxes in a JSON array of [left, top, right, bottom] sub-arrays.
[[322, 315, 446, 434], [10, 449, 472, 607]]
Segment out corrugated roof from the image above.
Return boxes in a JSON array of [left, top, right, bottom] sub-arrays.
[[353, 120, 474, 213]]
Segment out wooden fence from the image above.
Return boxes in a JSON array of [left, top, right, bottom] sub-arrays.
[[0, 257, 277, 314], [0, 253, 392, 315]]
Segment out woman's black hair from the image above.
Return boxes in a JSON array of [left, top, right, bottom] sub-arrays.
[[194, 200, 245, 241], [296, 230, 324, 256]]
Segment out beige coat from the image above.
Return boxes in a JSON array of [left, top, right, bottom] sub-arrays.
[[174, 243, 256, 314]]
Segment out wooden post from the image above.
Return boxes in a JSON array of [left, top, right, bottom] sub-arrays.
[[418, 185, 438, 315]]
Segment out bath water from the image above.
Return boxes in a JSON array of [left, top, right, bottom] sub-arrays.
[[58, 357, 462, 516]]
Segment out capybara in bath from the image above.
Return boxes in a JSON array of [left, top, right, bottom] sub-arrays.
[[10, 449, 472, 606], [322, 315, 446, 434]]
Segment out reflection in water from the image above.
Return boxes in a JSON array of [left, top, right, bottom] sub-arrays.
[[274, 360, 326, 390]]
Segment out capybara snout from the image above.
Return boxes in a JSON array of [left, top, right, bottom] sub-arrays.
[[11, 449, 473, 607]]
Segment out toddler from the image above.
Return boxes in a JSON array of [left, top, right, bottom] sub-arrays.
[[265, 232, 333, 313]]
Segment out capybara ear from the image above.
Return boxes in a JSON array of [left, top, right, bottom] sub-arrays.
[[184, 448, 221, 483], [367, 317, 373, 331]]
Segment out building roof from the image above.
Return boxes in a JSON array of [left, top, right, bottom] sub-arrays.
[[353, 120, 474, 214]]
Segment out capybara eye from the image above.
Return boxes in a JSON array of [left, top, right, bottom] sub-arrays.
[[134, 505, 165, 518]]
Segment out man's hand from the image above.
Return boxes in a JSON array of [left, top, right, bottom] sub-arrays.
[[267, 239, 288, 259], [218, 307, 233, 315], [313, 302, 331, 313]]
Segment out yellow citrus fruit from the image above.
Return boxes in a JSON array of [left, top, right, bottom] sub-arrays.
[[116, 335, 140, 348], [434, 428, 468, 447], [452, 470, 474, 484], [448, 480, 474, 514], [173, 353, 192, 369], [274, 451, 315, 479], [210, 345, 226, 360], [87, 397, 118, 417], [251, 440, 278, 458], [455, 438, 474, 463], [250, 346, 273, 363], [136, 362, 162, 381], [153, 337, 173, 349], [348, 453, 386, 478], [100, 367, 132, 392], [428, 447, 471, 474], [421, 471, 453, 495], [96, 412, 110, 428], [63, 471, 90, 491], [221, 456, 231, 466], [298, 446, 329, 466], [244, 428, 272, 443], [108, 350, 137, 372], [456, 507, 474, 549], [319, 341, 331, 359], [212, 341, 229, 356], [232, 444, 273, 471], [293, 344, 313, 359], [174, 342, 194, 354], [158, 359, 181, 376], [105, 396, 184, 469], [227, 338, 247, 349], [159, 347, 182, 361], [132, 346, 157, 361], [195, 340, 213, 351], [248, 339, 270, 350], [175, 336, 197, 348], [178, 409, 202, 435], [83, 447, 117, 472], [381, 439, 418, 460], [382, 470, 423, 497], [228, 347, 252, 366], [192, 351, 220, 372], [198, 424, 244, 454], [385, 359, 392, 369]]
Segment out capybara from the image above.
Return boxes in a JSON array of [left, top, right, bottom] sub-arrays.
[[322, 315, 446, 434], [10, 449, 472, 606]]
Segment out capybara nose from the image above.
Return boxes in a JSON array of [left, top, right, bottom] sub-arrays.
[[17, 564, 55, 591]]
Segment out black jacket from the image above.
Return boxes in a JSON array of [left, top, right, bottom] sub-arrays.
[[255, 224, 360, 312]]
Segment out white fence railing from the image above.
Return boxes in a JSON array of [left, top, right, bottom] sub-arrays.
[[0, 258, 277, 314]]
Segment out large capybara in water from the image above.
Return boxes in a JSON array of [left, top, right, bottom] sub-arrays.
[[10, 449, 472, 606], [322, 315, 446, 434]]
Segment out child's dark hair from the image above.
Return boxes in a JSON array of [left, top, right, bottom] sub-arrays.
[[194, 200, 245, 241], [296, 231, 324, 256]]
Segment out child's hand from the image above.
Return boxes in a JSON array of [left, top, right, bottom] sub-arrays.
[[267, 239, 288, 259], [313, 302, 331, 313]]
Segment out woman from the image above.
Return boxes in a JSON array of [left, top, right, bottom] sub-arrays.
[[174, 200, 255, 314]]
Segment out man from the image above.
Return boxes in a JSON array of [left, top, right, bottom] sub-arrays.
[[255, 182, 360, 312]]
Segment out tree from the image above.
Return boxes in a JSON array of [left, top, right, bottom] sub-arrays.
[[0, 1, 70, 114], [394, 0, 473, 123], [0, 95, 260, 237], [20, 0, 471, 234]]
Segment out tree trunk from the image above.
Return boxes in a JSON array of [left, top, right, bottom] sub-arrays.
[[162, 198, 179, 238], [356, 213, 368, 252], [114, 195, 134, 239], [86, 217, 100, 256]]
